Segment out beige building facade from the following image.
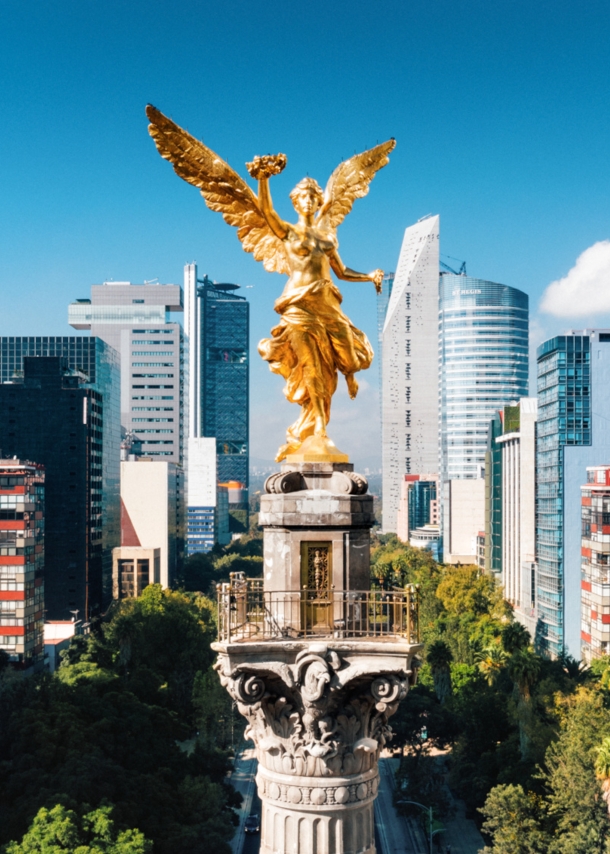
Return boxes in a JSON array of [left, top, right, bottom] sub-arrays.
[[116, 459, 184, 592], [496, 398, 537, 631], [443, 478, 485, 564]]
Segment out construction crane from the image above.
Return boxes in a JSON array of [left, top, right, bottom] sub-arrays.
[[440, 254, 467, 275]]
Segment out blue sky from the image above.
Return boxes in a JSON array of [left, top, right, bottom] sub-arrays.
[[1, 1, 610, 468]]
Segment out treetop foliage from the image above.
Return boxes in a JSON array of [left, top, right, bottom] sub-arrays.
[[0, 585, 239, 854], [179, 531, 263, 594], [4, 804, 152, 854], [369, 534, 610, 852]]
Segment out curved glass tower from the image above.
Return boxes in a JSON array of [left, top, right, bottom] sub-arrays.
[[439, 275, 529, 485]]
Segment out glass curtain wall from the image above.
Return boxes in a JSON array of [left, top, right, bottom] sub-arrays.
[[439, 275, 529, 484], [198, 281, 249, 486], [536, 335, 591, 656]]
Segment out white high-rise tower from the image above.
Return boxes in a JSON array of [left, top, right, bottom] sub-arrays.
[[381, 215, 440, 533]]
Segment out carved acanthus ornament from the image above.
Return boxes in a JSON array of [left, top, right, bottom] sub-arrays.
[[215, 647, 416, 778]]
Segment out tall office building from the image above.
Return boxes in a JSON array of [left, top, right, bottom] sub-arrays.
[[485, 410, 504, 575], [484, 399, 538, 635], [0, 357, 120, 619], [0, 338, 120, 608], [376, 272, 395, 401], [184, 264, 249, 549], [439, 275, 528, 561], [536, 331, 610, 658], [0, 459, 45, 669], [184, 264, 249, 484], [69, 282, 185, 464], [381, 215, 440, 533], [439, 275, 529, 482], [0, 336, 118, 394], [396, 474, 440, 559]]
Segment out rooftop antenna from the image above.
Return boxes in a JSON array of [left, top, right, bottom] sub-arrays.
[[143, 278, 159, 284]]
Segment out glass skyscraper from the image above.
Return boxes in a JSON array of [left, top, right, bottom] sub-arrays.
[[484, 410, 504, 575], [199, 280, 249, 485], [376, 272, 395, 356], [0, 338, 120, 602], [536, 333, 599, 657], [184, 264, 249, 552], [0, 356, 120, 618], [185, 267, 249, 487], [408, 479, 437, 532], [439, 275, 529, 484]]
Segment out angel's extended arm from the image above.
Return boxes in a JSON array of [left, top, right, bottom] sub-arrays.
[[257, 178, 289, 240], [329, 248, 378, 284]]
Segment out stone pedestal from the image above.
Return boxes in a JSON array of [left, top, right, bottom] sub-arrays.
[[213, 462, 421, 854], [260, 462, 375, 597]]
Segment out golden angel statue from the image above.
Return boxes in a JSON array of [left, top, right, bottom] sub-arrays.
[[146, 105, 395, 462]]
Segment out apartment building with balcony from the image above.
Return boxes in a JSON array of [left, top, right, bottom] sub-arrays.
[[0, 460, 45, 669], [581, 465, 610, 662]]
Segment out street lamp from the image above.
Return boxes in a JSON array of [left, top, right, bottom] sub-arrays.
[[395, 799, 444, 854]]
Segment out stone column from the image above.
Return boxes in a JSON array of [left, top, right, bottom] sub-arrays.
[[214, 639, 419, 854], [213, 460, 421, 854]]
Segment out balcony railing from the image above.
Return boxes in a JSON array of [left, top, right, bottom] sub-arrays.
[[216, 575, 419, 644]]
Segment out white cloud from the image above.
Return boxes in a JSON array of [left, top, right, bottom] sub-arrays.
[[540, 240, 610, 317]]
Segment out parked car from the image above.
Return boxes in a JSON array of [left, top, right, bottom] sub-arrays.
[[245, 814, 260, 834]]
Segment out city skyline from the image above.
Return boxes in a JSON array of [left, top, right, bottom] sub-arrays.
[[2, 2, 610, 469]]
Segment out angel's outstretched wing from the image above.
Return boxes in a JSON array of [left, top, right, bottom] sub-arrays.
[[317, 139, 396, 231], [146, 105, 289, 274]]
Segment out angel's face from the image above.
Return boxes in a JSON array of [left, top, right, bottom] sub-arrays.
[[292, 187, 321, 217]]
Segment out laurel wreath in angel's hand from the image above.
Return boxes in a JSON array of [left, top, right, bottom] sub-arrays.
[[145, 104, 395, 277]]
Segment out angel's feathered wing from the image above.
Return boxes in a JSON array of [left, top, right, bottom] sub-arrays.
[[146, 105, 289, 274], [317, 139, 396, 230]]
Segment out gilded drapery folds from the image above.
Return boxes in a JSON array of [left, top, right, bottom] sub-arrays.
[[258, 279, 373, 457]]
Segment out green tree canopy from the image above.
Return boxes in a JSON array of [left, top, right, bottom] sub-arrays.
[[436, 565, 506, 618], [0, 587, 238, 854], [58, 586, 217, 717], [426, 640, 453, 704], [479, 784, 549, 854], [4, 804, 151, 854], [502, 622, 531, 655]]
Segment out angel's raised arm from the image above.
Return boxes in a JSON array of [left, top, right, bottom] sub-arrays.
[[246, 155, 290, 240], [257, 178, 289, 239]]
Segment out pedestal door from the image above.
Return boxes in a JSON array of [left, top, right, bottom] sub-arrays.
[[300, 541, 332, 633]]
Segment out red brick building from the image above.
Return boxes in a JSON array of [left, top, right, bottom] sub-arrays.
[[0, 460, 44, 669]]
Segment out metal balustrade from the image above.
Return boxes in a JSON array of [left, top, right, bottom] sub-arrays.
[[216, 574, 419, 644]]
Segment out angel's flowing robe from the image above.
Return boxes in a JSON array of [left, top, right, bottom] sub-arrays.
[[258, 279, 373, 449]]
